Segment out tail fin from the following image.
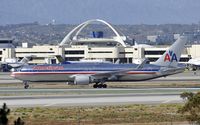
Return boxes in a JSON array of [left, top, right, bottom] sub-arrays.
[[154, 36, 187, 67], [20, 55, 33, 64], [54, 55, 67, 64]]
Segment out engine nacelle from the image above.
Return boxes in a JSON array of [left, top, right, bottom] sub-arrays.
[[73, 75, 92, 85]]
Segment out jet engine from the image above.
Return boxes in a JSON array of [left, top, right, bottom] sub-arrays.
[[73, 75, 92, 85]]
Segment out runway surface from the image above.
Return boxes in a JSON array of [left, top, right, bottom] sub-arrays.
[[0, 88, 200, 107], [0, 94, 182, 107]]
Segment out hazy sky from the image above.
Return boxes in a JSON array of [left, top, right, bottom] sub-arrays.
[[0, 0, 200, 25]]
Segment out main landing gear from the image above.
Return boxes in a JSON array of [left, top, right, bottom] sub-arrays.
[[93, 83, 107, 88], [23, 81, 29, 89]]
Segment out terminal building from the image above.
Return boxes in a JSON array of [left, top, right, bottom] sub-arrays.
[[0, 19, 200, 64], [0, 38, 15, 62]]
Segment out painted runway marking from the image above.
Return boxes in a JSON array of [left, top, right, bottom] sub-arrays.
[[44, 103, 57, 107], [162, 99, 173, 103]]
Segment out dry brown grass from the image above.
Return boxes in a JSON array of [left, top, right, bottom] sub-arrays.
[[7, 104, 187, 125]]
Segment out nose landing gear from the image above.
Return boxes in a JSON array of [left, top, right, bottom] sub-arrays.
[[23, 81, 29, 89]]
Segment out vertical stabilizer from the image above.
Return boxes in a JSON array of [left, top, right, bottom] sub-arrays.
[[154, 36, 187, 67], [55, 55, 66, 64], [20, 55, 35, 64]]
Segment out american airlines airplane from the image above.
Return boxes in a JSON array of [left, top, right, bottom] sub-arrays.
[[11, 36, 187, 89], [186, 58, 200, 70], [0, 55, 34, 71]]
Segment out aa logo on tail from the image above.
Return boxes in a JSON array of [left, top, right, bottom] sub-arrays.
[[164, 50, 177, 62]]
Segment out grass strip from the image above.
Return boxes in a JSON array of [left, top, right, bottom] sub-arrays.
[[8, 104, 187, 125]]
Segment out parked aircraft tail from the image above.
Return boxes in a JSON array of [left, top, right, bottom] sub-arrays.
[[20, 55, 34, 64], [154, 36, 187, 67], [54, 55, 67, 64]]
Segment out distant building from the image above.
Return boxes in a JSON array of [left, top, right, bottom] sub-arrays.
[[147, 35, 158, 43], [0, 38, 15, 62], [147, 34, 174, 45], [174, 34, 180, 40], [15, 45, 63, 64]]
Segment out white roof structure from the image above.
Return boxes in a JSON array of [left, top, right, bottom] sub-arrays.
[[59, 19, 128, 47]]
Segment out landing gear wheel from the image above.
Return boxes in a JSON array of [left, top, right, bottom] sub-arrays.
[[93, 84, 98, 88], [102, 84, 107, 88], [23, 81, 29, 89], [98, 84, 103, 88], [24, 84, 29, 89], [93, 82, 108, 89]]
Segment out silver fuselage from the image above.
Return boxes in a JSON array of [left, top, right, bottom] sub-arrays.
[[11, 63, 184, 82]]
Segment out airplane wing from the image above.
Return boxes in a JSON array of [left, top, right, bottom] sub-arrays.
[[158, 67, 185, 76], [91, 58, 149, 80]]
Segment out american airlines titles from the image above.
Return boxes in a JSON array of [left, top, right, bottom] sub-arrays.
[[33, 66, 64, 70]]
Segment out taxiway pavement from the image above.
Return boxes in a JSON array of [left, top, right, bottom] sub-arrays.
[[1, 88, 200, 107], [0, 93, 182, 107]]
